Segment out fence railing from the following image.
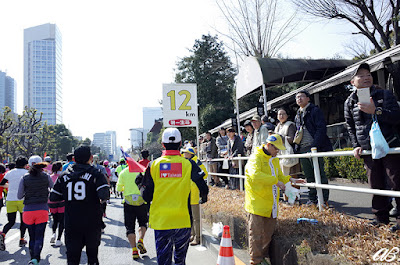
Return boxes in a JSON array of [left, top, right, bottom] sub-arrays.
[[203, 147, 400, 211]]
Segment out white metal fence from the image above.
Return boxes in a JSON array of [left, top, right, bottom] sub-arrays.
[[203, 147, 400, 211]]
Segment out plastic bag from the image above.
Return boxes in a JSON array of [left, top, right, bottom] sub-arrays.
[[284, 182, 300, 205], [280, 139, 299, 167], [222, 159, 229, 169], [370, 115, 389, 159], [212, 222, 223, 238]]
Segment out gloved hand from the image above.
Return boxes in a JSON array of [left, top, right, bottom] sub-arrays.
[[199, 196, 208, 204]]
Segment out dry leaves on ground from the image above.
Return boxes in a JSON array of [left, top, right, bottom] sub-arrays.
[[202, 186, 400, 264]]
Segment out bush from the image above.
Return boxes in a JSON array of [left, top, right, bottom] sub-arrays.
[[324, 148, 367, 181]]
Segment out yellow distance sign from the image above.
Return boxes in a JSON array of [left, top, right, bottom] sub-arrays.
[[163, 83, 198, 127]]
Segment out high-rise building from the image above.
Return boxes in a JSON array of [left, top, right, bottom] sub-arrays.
[[143, 107, 162, 143], [0, 71, 16, 112], [130, 128, 144, 149], [24, 23, 62, 125], [92, 131, 117, 161]]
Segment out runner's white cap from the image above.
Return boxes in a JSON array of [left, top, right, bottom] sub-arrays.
[[28, 155, 42, 166], [162, 128, 182, 143]]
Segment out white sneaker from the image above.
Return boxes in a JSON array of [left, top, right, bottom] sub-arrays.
[[55, 240, 62, 247], [50, 233, 56, 244]]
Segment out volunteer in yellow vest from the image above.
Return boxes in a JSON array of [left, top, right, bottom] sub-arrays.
[[245, 134, 306, 265], [116, 163, 148, 260], [181, 147, 208, 246], [136, 128, 208, 265]]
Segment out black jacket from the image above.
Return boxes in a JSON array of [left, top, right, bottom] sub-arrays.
[[295, 103, 333, 152], [21, 172, 50, 205], [227, 135, 245, 157], [344, 85, 400, 150], [50, 163, 110, 229]]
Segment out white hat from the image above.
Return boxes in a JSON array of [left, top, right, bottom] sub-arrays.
[[44, 156, 51, 162], [162, 128, 182, 143], [28, 155, 43, 166]]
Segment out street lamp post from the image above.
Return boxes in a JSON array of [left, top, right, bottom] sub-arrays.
[[129, 128, 144, 151]]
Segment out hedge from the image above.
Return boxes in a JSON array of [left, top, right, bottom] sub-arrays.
[[324, 148, 367, 181]]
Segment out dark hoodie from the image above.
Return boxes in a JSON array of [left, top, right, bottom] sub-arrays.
[[50, 163, 110, 229]]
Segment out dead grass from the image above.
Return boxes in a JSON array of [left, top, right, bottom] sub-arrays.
[[203, 187, 400, 264]]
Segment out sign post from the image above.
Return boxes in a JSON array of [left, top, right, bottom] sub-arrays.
[[163, 83, 203, 245]]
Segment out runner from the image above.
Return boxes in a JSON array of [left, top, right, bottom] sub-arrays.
[[47, 161, 65, 246], [50, 145, 110, 265], [43, 156, 52, 174], [109, 163, 118, 198], [0, 156, 29, 251], [116, 160, 148, 259], [62, 153, 74, 172], [0, 163, 6, 216], [138, 150, 151, 168], [18, 155, 54, 265], [115, 159, 128, 198], [92, 156, 109, 228]]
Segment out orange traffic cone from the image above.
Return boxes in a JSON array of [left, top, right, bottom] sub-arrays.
[[217, 225, 235, 265]]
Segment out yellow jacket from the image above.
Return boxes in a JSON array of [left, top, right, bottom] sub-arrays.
[[189, 156, 208, 205], [244, 145, 291, 218], [150, 153, 192, 230]]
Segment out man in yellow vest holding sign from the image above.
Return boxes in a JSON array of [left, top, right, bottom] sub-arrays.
[[136, 128, 208, 265]]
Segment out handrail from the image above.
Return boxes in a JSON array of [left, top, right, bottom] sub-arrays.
[[202, 147, 400, 211]]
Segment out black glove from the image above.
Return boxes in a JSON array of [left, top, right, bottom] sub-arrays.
[[199, 196, 208, 204]]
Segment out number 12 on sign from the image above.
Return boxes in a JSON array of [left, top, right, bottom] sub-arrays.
[[163, 83, 198, 128]]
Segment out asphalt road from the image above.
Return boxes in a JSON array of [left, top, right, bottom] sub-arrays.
[[0, 196, 218, 265]]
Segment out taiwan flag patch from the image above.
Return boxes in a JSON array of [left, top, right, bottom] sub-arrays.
[[160, 163, 183, 178]]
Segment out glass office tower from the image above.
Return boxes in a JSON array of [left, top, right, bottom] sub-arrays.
[[0, 71, 16, 113], [24, 23, 62, 125]]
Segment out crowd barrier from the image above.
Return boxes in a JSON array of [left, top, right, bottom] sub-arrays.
[[203, 147, 400, 211]]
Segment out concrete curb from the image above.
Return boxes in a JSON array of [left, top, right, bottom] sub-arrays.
[[201, 221, 249, 265]]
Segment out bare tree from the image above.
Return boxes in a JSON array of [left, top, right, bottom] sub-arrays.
[[292, 0, 400, 98], [215, 0, 300, 59], [343, 38, 374, 59]]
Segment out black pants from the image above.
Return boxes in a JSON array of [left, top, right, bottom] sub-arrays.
[[52, 212, 65, 240], [27, 222, 46, 261], [3, 211, 27, 238], [65, 227, 101, 265], [364, 154, 400, 222]]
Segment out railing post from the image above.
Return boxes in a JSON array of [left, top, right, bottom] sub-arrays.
[[238, 154, 243, 191], [205, 160, 210, 185], [311, 147, 324, 211]]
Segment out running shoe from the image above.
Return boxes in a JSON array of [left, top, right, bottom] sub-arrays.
[[132, 250, 139, 259], [0, 233, 5, 251], [55, 240, 62, 247], [137, 239, 147, 254], [27, 259, 39, 265], [50, 233, 56, 244], [19, 238, 27, 247]]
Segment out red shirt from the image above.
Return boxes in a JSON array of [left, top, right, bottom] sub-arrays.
[[0, 173, 5, 199], [138, 159, 150, 168]]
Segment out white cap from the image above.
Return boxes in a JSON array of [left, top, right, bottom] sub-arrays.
[[28, 155, 42, 166], [44, 156, 51, 162], [162, 128, 182, 143]]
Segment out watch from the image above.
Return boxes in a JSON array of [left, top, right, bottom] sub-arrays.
[[375, 107, 383, 115]]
